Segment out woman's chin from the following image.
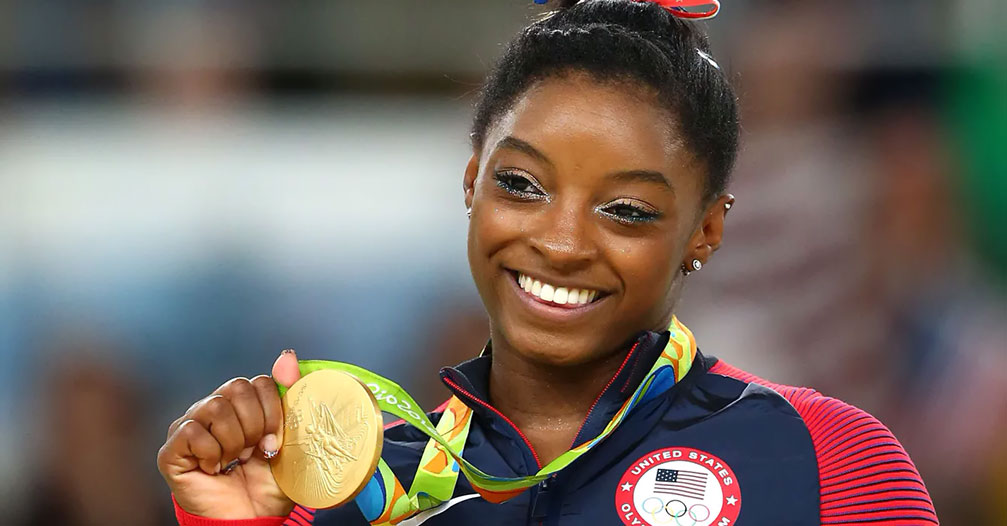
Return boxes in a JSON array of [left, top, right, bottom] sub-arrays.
[[502, 329, 610, 368], [524, 349, 590, 368]]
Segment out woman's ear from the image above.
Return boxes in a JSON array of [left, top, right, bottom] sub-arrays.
[[463, 154, 479, 211], [702, 193, 734, 254], [684, 194, 734, 269]]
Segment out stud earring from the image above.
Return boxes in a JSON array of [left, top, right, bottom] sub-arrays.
[[724, 202, 732, 210], [682, 259, 702, 276], [466, 208, 472, 219]]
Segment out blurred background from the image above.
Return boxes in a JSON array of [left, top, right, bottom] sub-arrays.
[[1, 0, 1004, 524]]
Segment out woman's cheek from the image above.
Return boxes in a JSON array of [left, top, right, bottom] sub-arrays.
[[480, 204, 529, 249], [469, 203, 523, 296], [613, 237, 678, 311]]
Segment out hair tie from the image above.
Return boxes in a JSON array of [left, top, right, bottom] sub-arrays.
[[534, 0, 720, 20]]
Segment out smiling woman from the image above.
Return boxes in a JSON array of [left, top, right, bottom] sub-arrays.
[[158, 1, 938, 525], [465, 74, 718, 377]]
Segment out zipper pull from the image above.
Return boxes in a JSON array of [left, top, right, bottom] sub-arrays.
[[531, 477, 553, 520]]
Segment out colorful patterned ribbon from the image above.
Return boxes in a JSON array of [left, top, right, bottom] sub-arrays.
[[280, 316, 697, 524]]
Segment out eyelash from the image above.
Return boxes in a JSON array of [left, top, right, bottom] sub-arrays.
[[492, 170, 661, 225], [494, 170, 547, 200], [597, 200, 661, 224]]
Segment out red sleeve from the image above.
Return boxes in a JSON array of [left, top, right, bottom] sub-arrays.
[[709, 360, 939, 525], [173, 496, 316, 526]]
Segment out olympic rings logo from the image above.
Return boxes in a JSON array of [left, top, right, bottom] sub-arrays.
[[640, 497, 711, 525]]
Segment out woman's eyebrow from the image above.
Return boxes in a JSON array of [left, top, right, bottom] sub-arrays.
[[494, 136, 672, 192], [495, 136, 554, 167], [608, 170, 674, 192]]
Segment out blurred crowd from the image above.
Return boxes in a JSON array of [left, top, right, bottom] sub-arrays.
[[1, 1, 1004, 525]]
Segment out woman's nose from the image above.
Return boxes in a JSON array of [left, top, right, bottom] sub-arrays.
[[528, 203, 597, 271]]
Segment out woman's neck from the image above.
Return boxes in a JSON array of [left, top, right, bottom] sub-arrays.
[[487, 343, 628, 467]]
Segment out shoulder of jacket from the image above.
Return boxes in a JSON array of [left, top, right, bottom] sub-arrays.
[[708, 359, 938, 525]]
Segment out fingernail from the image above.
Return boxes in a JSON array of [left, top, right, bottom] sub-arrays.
[[222, 459, 240, 474], [262, 433, 279, 458], [281, 349, 295, 355], [239, 447, 254, 462]]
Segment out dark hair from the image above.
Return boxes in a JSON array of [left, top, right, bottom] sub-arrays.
[[471, 0, 739, 201]]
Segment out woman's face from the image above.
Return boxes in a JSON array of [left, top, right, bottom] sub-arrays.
[[465, 73, 728, 367]]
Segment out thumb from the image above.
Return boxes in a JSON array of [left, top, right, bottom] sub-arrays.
[[272, 349, 302, 388], [258, 350, 301, 458]]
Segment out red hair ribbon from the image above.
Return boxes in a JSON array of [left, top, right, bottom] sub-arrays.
[[634, 0, 720, 19]]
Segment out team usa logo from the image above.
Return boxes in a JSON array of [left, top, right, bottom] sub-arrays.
[[615, 447, 741, 526]]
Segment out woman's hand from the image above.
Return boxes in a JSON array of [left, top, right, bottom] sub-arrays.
[[157, 350, 302, 519]]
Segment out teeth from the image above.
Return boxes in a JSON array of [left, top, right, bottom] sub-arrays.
[[516, 272, 600, 305]]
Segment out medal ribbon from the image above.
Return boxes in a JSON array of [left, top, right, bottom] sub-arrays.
[[279, 316, 697, 524]]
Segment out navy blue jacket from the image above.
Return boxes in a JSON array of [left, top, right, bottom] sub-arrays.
[[176, 329, 938, 526]]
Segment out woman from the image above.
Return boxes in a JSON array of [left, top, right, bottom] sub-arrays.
[[157, 1, 938, 524]]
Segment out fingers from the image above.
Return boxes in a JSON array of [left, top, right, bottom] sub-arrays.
[[161, 392, 256, 478], [271, 349, 301, 388], [160, 350, 299, 481], [250, 374, 283, 456], [189, 394, 246, 468], [158, 419, 223, 477], [214, 377, 265, 449]]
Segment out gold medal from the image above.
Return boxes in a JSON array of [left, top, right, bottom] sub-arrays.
[[270, 369, 383, 509]]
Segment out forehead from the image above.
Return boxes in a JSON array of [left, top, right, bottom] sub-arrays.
[[484, 73, 693, 176]]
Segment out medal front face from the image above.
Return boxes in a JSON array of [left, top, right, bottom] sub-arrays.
[[271, 369, 384, 509]]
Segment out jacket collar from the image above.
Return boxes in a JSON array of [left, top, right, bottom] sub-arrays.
[[438, 328, 691, 444]]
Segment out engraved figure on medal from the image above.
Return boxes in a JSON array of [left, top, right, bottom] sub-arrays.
[[285, 393, 369, 498]]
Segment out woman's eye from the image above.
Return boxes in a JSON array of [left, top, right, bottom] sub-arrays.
[[494, 171, 546, 198], [600, 202, 660, 223]]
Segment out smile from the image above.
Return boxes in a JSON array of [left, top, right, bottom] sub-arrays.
[[514, 271, 602, 308]]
